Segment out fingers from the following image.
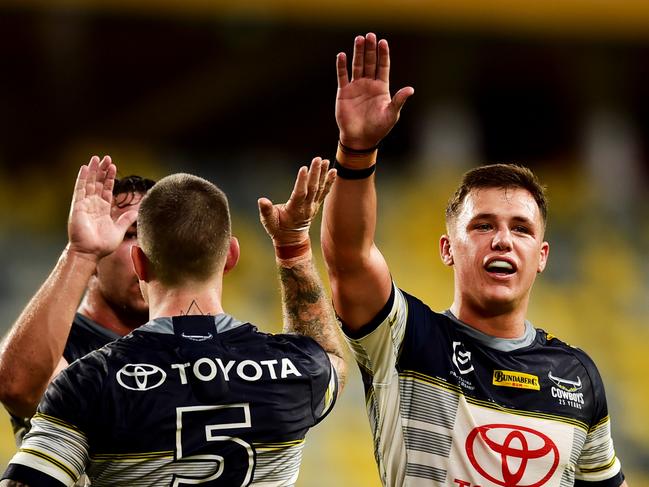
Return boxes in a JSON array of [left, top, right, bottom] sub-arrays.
[[351, 33, 382, 81], [289, 165, 309, 205], [85, 156, 100, 197], [351, 35, 365, 81], [336, 52, 349, 89], [305, 157, 324, 205], [377, 38, 390, 83], [99, 156, 116, 203], [73, 164, 89, 204], [322, 168, 337, 200], [364, 33, 378, 79]]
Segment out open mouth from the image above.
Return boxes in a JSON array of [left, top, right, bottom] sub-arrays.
[[485, 260, 516, 275]]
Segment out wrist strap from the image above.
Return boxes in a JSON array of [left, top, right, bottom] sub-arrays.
[[275, 240, 311, 266], [333, 159, 376, 180], [338, 141, 379, 155], [335, 141, 378, 180]]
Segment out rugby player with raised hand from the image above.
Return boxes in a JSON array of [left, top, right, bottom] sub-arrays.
[[1, 156, 345, 486], [0, 156, 154, 445], [322, 32, 627, 487]]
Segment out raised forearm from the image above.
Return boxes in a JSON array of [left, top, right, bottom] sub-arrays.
[[278, 257, 346, 391], [0, 246, 96, 417], [321, 174, 378, 271]]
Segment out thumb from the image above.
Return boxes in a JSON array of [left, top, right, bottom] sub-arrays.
[[115, 209, 138, 234], [257, 197, 274, 220], [258, 197, 281, 239], [391, 86, 414, 115]]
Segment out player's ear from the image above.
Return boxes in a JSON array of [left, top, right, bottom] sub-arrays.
[[224, 236, 240, 275], [440, 235, 454, 266], [537, 241, 550, 273], [131, 245, 151, 282]]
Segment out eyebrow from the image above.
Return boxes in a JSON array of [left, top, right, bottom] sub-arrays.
[[470, 213, 535, 225]]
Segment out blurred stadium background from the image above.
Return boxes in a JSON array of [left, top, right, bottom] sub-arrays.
[[1, 1, 648, 485]]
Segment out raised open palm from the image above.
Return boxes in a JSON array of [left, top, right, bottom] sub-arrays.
[[68, 156, 137, 259], [335, 33, 414, 150], [258, 157, 335, 247]]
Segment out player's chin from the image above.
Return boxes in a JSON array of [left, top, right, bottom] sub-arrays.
[[481, 290, 520, 311]]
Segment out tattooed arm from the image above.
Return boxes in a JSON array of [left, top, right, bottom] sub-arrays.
[[278, 257, 346, 390], [0, 481, 31, 486], [258, 157, 347, 392]]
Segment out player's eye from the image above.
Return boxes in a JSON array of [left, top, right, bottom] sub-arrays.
[[473, 223, 492, 231]]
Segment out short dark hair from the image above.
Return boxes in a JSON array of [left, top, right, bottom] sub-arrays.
[[446, 163, 548, 225], [137, 173, 231, 286], [113, 175, 156, 208]]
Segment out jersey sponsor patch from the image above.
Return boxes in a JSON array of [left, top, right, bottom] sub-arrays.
[[448, 401, 577, 487], [116, 363, 167, 391], [492, 370, 540, 390]]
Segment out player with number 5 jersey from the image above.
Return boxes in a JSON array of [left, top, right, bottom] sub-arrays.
[[1, 157, 346, 486]]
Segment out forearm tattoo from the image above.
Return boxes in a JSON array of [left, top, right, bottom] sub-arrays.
[[278, 262, 344, 361]]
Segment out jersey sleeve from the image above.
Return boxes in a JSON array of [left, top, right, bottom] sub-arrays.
[[1, 354, 105, 486], [574, 351, 625, 486], [300, 337, 339, 424], [341, 283, 407, 385]]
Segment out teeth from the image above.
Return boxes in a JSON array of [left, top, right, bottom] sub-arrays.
[[487, 260, 513, 271]]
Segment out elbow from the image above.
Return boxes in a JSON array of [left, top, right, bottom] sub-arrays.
[[322, 242, 371, 279], [0, 377, 41, 418], [329, 353, 348, 396]]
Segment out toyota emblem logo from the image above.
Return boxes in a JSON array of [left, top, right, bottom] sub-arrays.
[[116, 363, 167, 391], [466, 424, 559, 487]]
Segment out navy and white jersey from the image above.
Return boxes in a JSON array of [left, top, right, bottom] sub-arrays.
[[343, 284, 624, 487], [63, 312, 121, 364], [3, 314, 337, 487], [9, 313, 120, 445]]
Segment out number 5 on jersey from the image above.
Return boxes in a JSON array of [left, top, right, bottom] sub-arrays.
[[173, 403, 254, 486]]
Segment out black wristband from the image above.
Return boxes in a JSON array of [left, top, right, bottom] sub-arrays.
[[338, 140, 379, 155], [333, 159, 376, 180]]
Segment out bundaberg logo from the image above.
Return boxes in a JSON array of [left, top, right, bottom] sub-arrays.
[[493, 370, 540, 391]]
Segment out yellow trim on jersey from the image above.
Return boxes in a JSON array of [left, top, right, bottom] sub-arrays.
[[579, 456, 617, 473], [19, 447, 77, 480], [33, 412, 83, 434], [399, 369, 589, 432], [253, 439, 304, 450], [365, 385, 376, 408], [91, 451, 173, 462], [400, 370, 463, 394], [589, 415, 610, 432]]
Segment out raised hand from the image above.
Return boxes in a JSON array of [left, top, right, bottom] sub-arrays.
[[258, 157, 336, 247], [335, 33, 414, 150], [67, 155, 137, 260]]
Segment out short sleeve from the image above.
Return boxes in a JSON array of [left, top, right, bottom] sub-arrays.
[[1, 354, 105, 486], [574, 352, 624, 485], [341, 283, 408, 385]]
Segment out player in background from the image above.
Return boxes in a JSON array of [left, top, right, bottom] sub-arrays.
[[1, 155, 345, 486], [0, 157, 154, 443], [322, 32, 627, 486]]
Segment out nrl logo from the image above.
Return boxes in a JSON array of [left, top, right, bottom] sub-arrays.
[[452, 341, 474, 375], [548, 371, 582, 392]]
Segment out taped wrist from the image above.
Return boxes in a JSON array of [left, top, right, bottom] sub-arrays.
[[334, 141, 377, 180]]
